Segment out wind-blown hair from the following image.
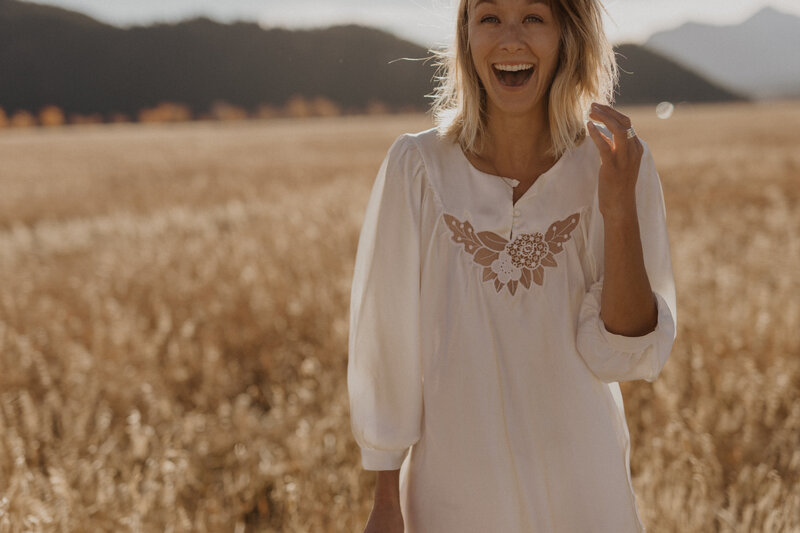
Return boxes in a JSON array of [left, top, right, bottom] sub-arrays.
[[429, 0, 618, 158]]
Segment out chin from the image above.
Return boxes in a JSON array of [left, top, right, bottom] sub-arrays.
[[487, 94, 547, 117], [483, 73, 550, 117]]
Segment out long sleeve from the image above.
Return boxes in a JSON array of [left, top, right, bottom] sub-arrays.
[[576, 140, 677, 383], [347, 135, 425, 470]]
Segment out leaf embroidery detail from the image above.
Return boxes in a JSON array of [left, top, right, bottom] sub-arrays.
[[442, 213, 487, 254], [444, 212, 581, 295], [545, 213, 581, 253], [473, 247, 499, 266], [477, 231, 508, 252]]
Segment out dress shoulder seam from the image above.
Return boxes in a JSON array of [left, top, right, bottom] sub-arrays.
[[400, 133, 445, 213]]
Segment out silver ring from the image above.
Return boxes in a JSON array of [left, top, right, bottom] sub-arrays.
[[626, 127, 636, 139]]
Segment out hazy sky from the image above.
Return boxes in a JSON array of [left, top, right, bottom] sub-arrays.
[[28, 0, 800, 46]]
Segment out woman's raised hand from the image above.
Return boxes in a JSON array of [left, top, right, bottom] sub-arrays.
[[586, 103, 644, 221]]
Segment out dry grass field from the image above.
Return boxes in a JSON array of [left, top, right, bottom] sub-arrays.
[[0, 101, 798, 532]]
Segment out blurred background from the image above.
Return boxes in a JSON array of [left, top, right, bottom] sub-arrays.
[[0, 0, 798, 531], [1, 0, 799, 124]]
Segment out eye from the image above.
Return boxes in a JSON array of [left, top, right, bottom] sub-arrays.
[[524, 14, 544, 23], [480, 15, 500, 23]]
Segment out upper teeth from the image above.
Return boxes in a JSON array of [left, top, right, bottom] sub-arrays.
[[495, 64, 533, 72]]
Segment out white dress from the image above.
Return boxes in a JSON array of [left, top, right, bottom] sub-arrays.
[[347, 127, 677, 533]]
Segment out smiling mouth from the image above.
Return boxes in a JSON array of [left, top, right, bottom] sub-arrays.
[[493, 63, 535, 88]]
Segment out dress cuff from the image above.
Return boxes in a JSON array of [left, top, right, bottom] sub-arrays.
[[360, 447, 409, 471], [598, 290, 674, 382], [599, 290, 673, 354]]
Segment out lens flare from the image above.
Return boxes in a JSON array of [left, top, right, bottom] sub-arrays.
[[656, 102, 675, 119]]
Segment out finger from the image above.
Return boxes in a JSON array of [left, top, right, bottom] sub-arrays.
[[589, 106, 628, 143], [586, 121, 612, 160], [591, 109, 639, 156], [631, 136, 644, 155], [587, 119, 613, 145], [593, 103, 632, 129], [586, 120, 612, 146]]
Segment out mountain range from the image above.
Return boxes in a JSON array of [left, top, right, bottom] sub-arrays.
[[613, 44, 743, 105], [0, 0, 745, 119], [0, 0, 434, 117], [646, 6, 800, 100]]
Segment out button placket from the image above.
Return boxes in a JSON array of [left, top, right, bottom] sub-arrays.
[[511, 206, 521, 240], [507, 178, 521, 240], [511, 183, 542, 239]]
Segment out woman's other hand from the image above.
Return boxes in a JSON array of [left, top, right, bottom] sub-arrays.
[[363, 469, 404, 533], [364, 500, 404, 533], [586, 103, 644, 222]]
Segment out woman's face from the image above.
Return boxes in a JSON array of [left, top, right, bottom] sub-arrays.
[[468, 0, 562, 119]]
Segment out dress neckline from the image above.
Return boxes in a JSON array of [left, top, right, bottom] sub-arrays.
[[456, 135, 589, 206]]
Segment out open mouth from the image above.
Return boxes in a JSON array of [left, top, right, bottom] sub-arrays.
[[492, 63, 534, 88]]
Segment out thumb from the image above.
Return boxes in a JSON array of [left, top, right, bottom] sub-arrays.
[[587, 121, 612, 160]]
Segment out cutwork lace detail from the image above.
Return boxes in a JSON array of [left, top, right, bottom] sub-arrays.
[[443, 212, 581, 295]]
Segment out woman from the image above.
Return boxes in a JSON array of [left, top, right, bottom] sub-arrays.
[[348, 0, 677, 531]]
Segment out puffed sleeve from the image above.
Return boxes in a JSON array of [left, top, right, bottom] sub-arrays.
[[347, 135, 425, 470], [576, 139, 677, 383]]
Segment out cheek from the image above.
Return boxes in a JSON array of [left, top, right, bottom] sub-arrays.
[[468, 33, 492, 75], [546, 29, 562, 58], [535, 33, 561, 69], [468, 30, 489, 59]]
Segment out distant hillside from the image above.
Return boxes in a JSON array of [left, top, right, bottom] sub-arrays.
[[0, 0, 436, 116], [647, 7, 800, 100], [0, 0, 745, 119], [614, 44, 745, 105]]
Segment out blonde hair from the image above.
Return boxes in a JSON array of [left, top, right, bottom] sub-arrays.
[[429, 0, 618, 158]]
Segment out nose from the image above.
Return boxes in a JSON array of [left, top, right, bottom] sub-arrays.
[[499, 23, 525, 53]]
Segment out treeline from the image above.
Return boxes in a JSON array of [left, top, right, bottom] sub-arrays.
[[0, 96, 411, 128]]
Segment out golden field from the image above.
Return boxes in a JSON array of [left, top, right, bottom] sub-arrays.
[[0, 101, 798, 532]]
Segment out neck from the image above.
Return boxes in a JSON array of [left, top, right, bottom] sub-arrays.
[[480, 101, 554, 171]]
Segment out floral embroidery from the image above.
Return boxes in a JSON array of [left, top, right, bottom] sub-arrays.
[[443, 212, 581, 295]]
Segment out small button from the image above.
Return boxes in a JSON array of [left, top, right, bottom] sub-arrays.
[[513, 209, 521, 217]]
